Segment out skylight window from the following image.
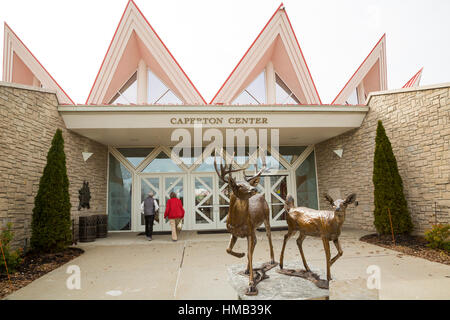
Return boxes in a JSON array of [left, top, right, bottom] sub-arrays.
[[232, 71, 266, 105], [148, 69, 182, 104], [110, 72, 138, 104], [275, 74, 300, 104]]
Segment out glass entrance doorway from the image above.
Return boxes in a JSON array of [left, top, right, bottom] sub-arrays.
[[251, 175, 289, 227], [108, 145, 318, 232], [191, 173, 230, 230], [138, 173, 186, 232]]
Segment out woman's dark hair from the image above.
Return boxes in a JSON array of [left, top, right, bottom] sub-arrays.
[[170, 192, 177, 199]]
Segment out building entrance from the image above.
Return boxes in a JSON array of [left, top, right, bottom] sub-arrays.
[[138, 173, 186, 232], [107, 145, 319, 232]]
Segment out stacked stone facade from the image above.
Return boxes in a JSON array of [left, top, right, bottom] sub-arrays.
[[316, 84, 450, 233], [0, 82, 108, 248]]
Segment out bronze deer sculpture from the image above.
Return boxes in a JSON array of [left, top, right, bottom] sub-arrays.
[[214, 154, 276, 296], [279, 193, 357, 288]]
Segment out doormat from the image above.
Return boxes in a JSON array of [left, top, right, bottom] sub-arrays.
[[197, 230, 229, 235], [137, 231, 172, 236]]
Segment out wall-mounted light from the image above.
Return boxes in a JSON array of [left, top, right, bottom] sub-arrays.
[[82, 152, 93, 162], [333, 149, 343, 158]]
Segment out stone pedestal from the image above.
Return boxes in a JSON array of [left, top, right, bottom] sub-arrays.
[[227, 262, 329, 300]]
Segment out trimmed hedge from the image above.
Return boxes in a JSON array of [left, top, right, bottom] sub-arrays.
[[372, 120, 413, 235], [31, 129, 72, 252]]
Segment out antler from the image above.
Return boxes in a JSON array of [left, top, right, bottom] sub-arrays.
[[245, 153, 267, 182], [213, 151, 246, 185]]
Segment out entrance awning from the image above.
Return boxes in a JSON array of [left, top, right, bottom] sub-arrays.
[[58, 105, 368, 146]]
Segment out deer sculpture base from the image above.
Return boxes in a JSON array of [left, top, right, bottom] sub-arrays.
[[238, 261, 279, 296], [277, 268, 329, 289]]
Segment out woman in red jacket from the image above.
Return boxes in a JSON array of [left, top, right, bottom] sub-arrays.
[[164, 192, 185, 241]]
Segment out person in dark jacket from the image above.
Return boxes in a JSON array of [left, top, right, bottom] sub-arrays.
[[164, 192, 185, 241], [141, 192, 159, 241]]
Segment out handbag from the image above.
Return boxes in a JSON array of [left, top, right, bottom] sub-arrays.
[[177, 218, 183, 232]]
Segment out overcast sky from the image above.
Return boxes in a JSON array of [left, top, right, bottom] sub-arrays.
[[1, 0, 449, 104]]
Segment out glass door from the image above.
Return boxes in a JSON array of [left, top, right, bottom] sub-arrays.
[[253, 175, 289, 228], [267, 175, 289, 227], [139, 175, 162, 232], [139, 174, 186, 232], [192, 174, 216, 229], [161, 175, 185, 232], [216, 179, 230, 229]]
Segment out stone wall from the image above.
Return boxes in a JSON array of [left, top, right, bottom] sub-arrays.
[[316, 84, 450, 233], [0, 83, 108, 248]]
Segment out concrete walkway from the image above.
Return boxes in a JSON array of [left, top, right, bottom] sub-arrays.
[[3, 228, 450, 300]]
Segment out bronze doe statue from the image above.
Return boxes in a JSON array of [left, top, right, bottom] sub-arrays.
[[279, 193, 357, 288], [214, 154, 276, 296]]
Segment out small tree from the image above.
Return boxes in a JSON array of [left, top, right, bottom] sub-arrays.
[[0, 223, 23, 274], [31, 129, 72, 252], [373, 120, 413, 235]]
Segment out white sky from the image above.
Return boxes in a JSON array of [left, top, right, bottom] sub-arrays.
[[1, 0, 449, 104]]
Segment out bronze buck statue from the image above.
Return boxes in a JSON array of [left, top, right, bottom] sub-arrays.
[[279, 193, 357, 288], [214, 154, 276, 295]]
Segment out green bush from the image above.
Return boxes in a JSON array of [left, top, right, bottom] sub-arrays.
[[31, 129, 72, 253], [0, 223, 23, 274], [424, 224, 450, 252], [372, 120, 413, 235]]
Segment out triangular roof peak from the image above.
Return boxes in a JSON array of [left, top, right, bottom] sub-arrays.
[[403, 67, 423, 88], [86, 0, 205, 105], [332, 34, 387, 105], [2, 23, 74, 105], [210, 4, 321, 105]]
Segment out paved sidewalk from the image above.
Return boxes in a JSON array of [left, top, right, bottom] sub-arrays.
[[3, 228, 450, 300]]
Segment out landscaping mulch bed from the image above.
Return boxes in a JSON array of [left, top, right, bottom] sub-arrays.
[[360, 233, 449, 265], [0, 247, 84, 299]]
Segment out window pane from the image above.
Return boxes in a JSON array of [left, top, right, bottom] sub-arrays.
[[142, 152, 183, 173], [117, 148, 154, 167], [148, 69, 168, 103], [255, 153, 286, 170], [246, 71, 266, 103], [148, 69, 183, 104], [232, 90, 259, 105], [195, 155, 223, 172], [295, 151, 318, 209], [279, 146, 307, 165], [110, 72, 137, 104], [275, 73, 300, 104], [156, 89, 182, 104], [169, 147, 196, 167], [108, 153, 132, 230], [346, 88, 359, 105], [232, 71, 266, 104]]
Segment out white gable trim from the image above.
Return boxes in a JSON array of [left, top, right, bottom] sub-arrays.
[[211, 7, 321, 105], [86, 0, 205, 105], [2, 23, 74, 105], [332, 34, 387, 105]]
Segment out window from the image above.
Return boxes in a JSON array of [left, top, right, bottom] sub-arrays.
[[295, 151, 318, 209], [346, 88, 359, 105], [142, 152, 183, 173], [279, 146, 307, 164], [232, 71, 266, 105], [108, 154, 132, 230], [110, 72, 138, 104], [275, 74, 300, 104], [148, 69, 182, 104], [117, 148, 154, 167]]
